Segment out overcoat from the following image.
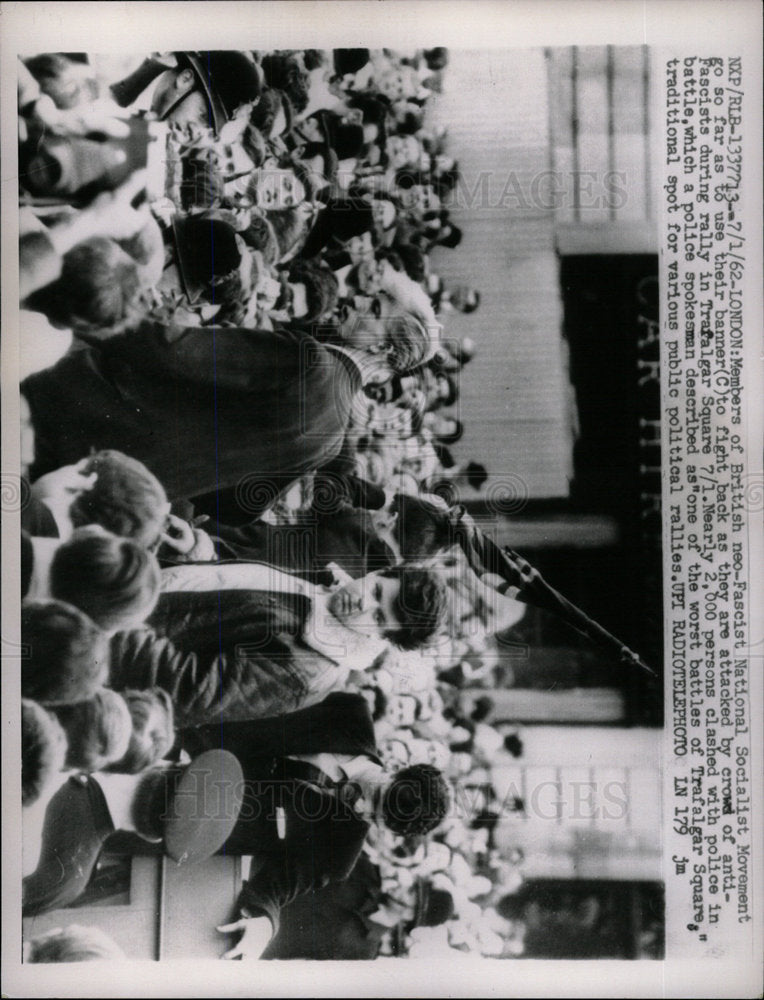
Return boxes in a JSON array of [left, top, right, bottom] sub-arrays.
[[22, 320, 361, 506]]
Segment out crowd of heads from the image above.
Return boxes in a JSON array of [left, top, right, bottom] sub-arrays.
[[20, 47, 487, 499], [16, 47, 529, 961], [348, 644, 530, 958]]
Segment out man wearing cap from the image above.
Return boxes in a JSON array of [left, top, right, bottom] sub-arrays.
[[23, 750, 245, 915], [110, 51, 262, 134]]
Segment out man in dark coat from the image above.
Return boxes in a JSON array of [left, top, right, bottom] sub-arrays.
[[22, 320, 360, 508], [22, 315, 429, 511], [190, 693, 451, 960], [207, 502, 394, 579], [109, 562, 448, 726]]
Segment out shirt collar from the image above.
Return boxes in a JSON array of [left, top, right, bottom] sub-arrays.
[[26, 536, 60, 600]]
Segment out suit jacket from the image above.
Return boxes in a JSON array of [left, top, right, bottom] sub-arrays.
[[205, 694, 381, 938], [109, 588, 345, 726], [188, 438, 387, 528], [230, 757, 371, 937], [22, 320, 361, 504], [180, 691, 381, 764]]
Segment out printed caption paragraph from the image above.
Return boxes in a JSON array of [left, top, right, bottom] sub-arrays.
[[661, 54, 754, 958]]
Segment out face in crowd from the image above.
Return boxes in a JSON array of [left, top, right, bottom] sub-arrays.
[[231, 164, 306, 210], [371, 198, 397, 236], [428, 414, 460, 440], [354, 257, 386, 296], [387, 135, 421, 171], [283, 282, 309, 319], [337, 298, 391, 356], [254, 167, 306, 209], [269, 100, 289, 139], [376, 66, 418, 103], [337, 261, 409, 357], [399, 183, 440, 214], [215, 142, 257, 197], [368, 500, 401, 560], [384, 693, 421, 729], [327, 571, 402, 637], [262, 277, 311, 320], [448, 284, 480, 313], [408, 737, 450, 771], [254, 272, 282, 312]]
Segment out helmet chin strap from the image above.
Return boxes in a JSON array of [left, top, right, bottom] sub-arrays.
[[155, 75, 200, 123]]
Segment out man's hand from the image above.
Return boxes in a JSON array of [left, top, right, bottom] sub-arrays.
[[30, 458, 97, 540], [33, 94, 131, 139], [217, 916, 273, 960], [31, 458, 97, 504], [159, 513, 196, 555], [325, 561, 354, 588], [47, 171, 152, 258], [84, 170, 152, 242], [158, 514, 217, 561]]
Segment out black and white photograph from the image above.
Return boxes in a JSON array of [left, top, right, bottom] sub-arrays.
[[2, 3, 761, 997]]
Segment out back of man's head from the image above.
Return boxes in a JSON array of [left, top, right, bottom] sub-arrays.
[[260, 53, 310, 113], [249, 86, 288, 139], [378, 564, 448, 650], [21, 599, 108, 705], [50, 526, 161, 633], [393, 493, 452, 560], [385, 312, 431, 374], [381, 762, 450, 836], [438, 224, 462, 249], [25, 924, 126, 963], [465, 461, 488, 491], [53, 688, 132, 772], [192, 50, 262, 120], [22, 698, 67, 808], [26, 238, 142, 335], [69, 450, 168, 548], [288, 259, 339, 325]]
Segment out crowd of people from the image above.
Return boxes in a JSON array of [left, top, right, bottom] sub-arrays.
[[18, 47, 532, 962]]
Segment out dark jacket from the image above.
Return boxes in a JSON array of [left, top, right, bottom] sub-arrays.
[[299, 196, 373, 261], [209, 506, 393, 579], [22, 320, 361, 504], [231, 756, 371, 937], [200, 694, 382, 939], [261, 853, 383, 960], [181, 691, 381, 763], [21, 530, 34, 597], [109, 588, 345, 726], [188, 441, 387, 527], [23, 775, 115, 916], [20, 496, 59, 538]]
